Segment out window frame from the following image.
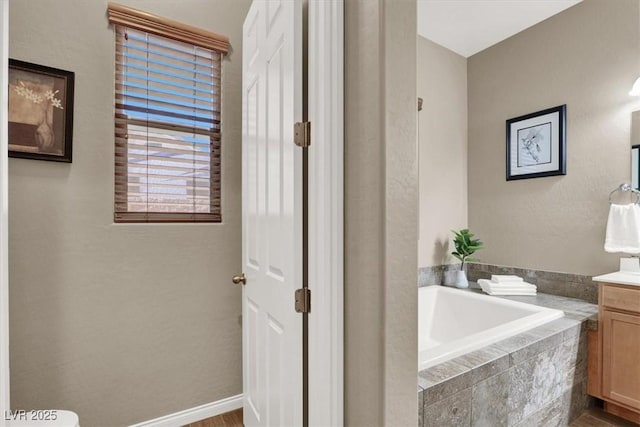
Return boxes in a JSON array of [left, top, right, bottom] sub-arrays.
[[108, 2, 229, 223]]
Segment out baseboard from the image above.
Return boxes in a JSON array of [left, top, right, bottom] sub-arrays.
[[129, 394, 243, 427], [604, 401, 640, 424]]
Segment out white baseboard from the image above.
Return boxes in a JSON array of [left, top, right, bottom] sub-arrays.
[[129, 394, 243, 427]]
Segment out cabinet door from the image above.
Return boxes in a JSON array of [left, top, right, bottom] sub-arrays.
[[602, 309, 640, 410]]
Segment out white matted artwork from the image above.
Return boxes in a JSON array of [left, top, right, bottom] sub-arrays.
[[506, 105, 566, 180]]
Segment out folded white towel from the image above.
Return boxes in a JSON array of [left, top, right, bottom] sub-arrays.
[[605, 204, 640, 254], [484, 286, 537, 292], [478, 279, 537, 296], [486, 283, 536, 290], [485, 290, 537, 296], [491, 275, 523, 283], [478, 279, 536, 291]]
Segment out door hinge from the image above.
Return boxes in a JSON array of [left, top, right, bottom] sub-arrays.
[[294, 121, 311, 148], [295, 288, 311, 313]]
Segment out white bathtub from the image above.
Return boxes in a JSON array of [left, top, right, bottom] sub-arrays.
[[419, 286, 564, 370]]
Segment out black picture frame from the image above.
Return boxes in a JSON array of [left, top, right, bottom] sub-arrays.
[[506, 104, 566, 181], [8, 59, 74, 163]]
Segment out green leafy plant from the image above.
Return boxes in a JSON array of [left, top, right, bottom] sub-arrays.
[[451, 229, 483, 270]]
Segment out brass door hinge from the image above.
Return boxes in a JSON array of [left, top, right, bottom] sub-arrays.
[[294, 121, 311, 148], [295, 288, 311, 313]]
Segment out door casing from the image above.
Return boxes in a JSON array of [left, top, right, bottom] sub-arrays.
[[307, 1, 344, 426], [0, 0, 10, 416]]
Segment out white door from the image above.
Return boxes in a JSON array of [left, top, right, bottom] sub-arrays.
[[241, 0, 303, 426]]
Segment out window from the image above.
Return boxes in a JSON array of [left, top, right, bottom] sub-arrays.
[[108, 3, 229, 222]]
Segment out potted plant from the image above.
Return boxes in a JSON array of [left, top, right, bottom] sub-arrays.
[[451, 229, 483, 288]]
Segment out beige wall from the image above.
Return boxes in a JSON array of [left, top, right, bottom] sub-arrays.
[[344, 0, 418, 425], [417, 36, 468, 267], [468, 0, 640, 276], [8, 0, 249, 425]]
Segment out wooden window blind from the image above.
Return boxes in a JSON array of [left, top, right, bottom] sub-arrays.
[[109, 4, 227, 223]]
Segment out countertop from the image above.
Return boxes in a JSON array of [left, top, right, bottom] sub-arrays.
[[466, 282, 599, 330], [592, 271, 640, 287]]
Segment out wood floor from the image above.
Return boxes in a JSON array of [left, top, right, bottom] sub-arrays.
[[183, 409, 243, 427], [570, 408, 640, 427], [185, 406, 637, 427]]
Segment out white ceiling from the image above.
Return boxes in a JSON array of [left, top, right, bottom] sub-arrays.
[[417, 0, 583, 58]]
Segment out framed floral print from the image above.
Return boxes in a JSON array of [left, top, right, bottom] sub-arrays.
[[8, 59, 74, 162]]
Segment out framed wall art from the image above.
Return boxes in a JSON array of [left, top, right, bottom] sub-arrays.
[[506, 104, 566, 181], [8, 59, 74, 162]]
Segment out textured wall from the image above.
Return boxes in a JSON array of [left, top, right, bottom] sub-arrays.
[[382, 0, 418, 423], [344, 1, 384, 422], [344, 0, 418, 425], [468, 0, 640, 276], [417, 36, 468, 268], [8, 0, 249, 425]]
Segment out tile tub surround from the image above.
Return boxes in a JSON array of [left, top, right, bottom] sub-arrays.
[[418, 291, 598, 427], [466, 263, 598, 304], [418, 264, 465, 287]]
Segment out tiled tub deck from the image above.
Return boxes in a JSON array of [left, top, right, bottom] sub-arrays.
[[418, 288, 598, 427]]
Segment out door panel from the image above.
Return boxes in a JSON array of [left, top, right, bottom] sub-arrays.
[[246, 76, 260, 271], [602, 309, 640, 410], [246, 297, 261, 418], [242, 1, 303, 426]]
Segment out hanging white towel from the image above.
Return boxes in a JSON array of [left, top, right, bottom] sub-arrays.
[[605, 204, 640, 254]]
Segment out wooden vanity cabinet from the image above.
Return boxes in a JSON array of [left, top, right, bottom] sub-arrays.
[[589, 282, 640, 423], [601, 309, 640, 407]]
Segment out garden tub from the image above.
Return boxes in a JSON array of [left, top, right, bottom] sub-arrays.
[[418, 286, 564, 370]]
